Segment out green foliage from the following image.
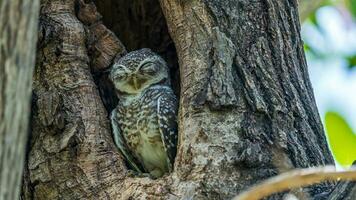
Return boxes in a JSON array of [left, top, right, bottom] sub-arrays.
[[303, 42, 322, 58], [345, 54, 356, 69], [325, 111, 356, 168], [308, 12, 319, 27], [345, 0, 356, 18], [303, 0, 356, 70]]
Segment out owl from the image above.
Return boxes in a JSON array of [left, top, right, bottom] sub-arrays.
[[109, 48, 178, 178]]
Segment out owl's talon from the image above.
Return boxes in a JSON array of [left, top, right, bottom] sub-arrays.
[[137, 173, 152, 178], [126, 170, 152, 178], [126, 170, 138, 177]]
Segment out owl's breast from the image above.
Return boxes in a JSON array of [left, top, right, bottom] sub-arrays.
[[117, 88, 170, 173], [117, 95, 160, 148]]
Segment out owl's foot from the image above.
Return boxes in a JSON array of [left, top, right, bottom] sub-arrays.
[[148, 168, 165, 179], [137, 172, 151, 178], [126, 170, 151, 178]]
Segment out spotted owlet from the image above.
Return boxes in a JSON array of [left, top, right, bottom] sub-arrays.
[[109, 48, 178, 178]]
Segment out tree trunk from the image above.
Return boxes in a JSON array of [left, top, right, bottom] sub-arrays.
[[0, 1, 40, 200], [158, 0, 334, 198], [21, 1, 127, 199], [22, 0, 352, 199]]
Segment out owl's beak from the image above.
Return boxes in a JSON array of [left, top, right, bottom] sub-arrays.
[[133, 77, 139, 90], [130, 76, 140, 90]]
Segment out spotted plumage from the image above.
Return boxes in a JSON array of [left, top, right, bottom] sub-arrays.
[[109, 49, 178, 178]]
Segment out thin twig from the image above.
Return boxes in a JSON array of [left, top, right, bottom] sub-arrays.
[[233, 166, 356, 200]]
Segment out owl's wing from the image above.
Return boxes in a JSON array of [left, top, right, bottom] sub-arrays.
[[110, 109, 143, 173], [157, 92, 178, 172]]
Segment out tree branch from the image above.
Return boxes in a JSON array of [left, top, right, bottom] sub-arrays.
[[233, 166, 356, 200]]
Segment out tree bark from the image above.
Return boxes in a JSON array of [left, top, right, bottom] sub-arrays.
[[159, 0, 336, 198], [23, 0, 350, 199], [0, 1, 40, 200], [21, 1, 127, 199]]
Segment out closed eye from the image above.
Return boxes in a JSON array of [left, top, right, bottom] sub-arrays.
[[114, 65, 126, 72], [140, 62, 158, 75], [112, 73, 127, 80], [111, 65, 128, 80]]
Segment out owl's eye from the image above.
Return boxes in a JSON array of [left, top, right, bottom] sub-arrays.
[[112, 73, 127, 80], [140, 62, 158, 75], [114, 65, 126, 72], [111, 65, 127, 80]]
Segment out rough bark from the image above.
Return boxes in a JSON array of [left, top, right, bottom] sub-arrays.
[[159, 0, 334, 198], [0, 1, 40, 199], [22, 0, 350, 199], [21, 0, 129, 199], [233, 166, 356, 200], [327, 181, 356, 200]]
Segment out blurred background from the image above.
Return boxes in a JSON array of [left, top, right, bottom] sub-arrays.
[[300, 0, 356, 168]]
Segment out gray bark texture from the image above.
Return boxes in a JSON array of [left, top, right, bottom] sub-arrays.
[[21, 1, 127, 199], [21, 0, 355, 199], [158, 0, 336, 198], [0, 1, 40, 200], [326, 181, 356, 200]]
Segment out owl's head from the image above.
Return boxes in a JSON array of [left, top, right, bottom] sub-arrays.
[[110, 49, 169, 94]]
